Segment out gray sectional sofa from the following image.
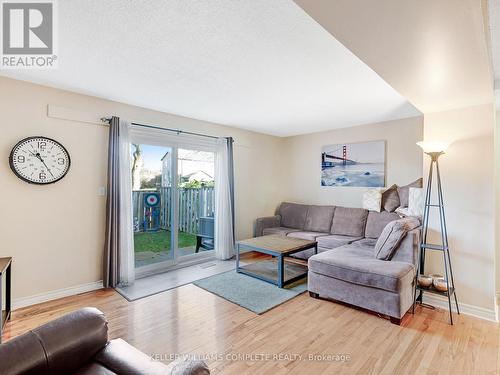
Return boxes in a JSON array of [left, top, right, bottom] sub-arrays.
[[255, 202, 420, 324]]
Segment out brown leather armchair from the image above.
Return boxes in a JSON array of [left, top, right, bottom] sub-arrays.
[[0, 307, 210, 375]]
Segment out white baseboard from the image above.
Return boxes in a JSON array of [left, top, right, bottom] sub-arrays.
[[13, 281, 104, 310], [422, 294, 498, 322]]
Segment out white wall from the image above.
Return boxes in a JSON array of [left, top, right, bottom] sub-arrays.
[[496, 110, 500, 297], [0, 77, 286, 301], [281, 117, 423, 207], [423, 104, 495, 313]]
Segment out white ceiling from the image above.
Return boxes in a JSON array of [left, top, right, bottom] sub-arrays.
[[0, 0, 420, 137], [295, 0, 494, 114]]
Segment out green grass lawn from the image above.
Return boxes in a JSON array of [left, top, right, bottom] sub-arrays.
[[134, 230, 196, 253]]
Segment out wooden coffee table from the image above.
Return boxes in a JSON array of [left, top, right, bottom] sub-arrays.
[[236, 235, 318, 288]]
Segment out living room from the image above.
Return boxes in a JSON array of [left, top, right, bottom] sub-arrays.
[[0, 1, 499, 374]]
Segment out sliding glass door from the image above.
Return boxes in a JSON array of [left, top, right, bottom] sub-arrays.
[[176, 148, 216, 260], [131, 143, 175, 269], [130, 129, 216, 275]]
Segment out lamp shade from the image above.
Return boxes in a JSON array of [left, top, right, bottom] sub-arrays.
[[416, 141, 450, 153]]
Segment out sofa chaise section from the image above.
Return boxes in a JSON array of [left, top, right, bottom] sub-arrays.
[[308, 245, 415, 294], [308, 228, 420, 324]]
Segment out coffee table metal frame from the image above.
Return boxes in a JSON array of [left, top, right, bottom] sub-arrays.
[[236, 237, 318, 288]]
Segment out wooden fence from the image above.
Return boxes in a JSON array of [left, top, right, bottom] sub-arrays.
[[132, 187, 215, 234]]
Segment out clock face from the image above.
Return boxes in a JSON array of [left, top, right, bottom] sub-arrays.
[[9, 136, 71, 184]]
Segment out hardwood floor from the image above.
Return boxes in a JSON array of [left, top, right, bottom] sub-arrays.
[[3, 255, 500, 374]]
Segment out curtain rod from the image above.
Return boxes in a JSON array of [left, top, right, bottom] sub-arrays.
[[100, 117, 220, 140]]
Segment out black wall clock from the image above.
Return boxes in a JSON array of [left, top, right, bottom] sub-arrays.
[[9, 136, 71, 185]]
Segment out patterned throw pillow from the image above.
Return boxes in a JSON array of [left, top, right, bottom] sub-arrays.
[[396, 188, 425, 217], [407, 188, 425, 216], [363, 189, 383, 212], [397, 178, 423, 207]]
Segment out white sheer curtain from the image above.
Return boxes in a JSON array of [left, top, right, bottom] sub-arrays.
[[215, 137, 235, 260], [118, 120, 135, 285]]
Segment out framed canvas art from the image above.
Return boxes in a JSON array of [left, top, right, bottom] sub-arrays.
[[321, 141, 385, 187]]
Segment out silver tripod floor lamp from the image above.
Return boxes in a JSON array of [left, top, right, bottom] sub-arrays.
[[412, 141, 459, 325]]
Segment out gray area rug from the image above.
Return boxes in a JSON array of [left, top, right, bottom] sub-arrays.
[[193, 269, 307, 314]]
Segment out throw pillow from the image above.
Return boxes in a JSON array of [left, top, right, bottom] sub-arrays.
[[397, 178, 423, 207], [382, 184, 400, 212], [395, 189, 425, 217], [363, 189, 383, 212], [395, 206, 410, 217], [407, 188, 425, 216], [374, 217, 420, 260]]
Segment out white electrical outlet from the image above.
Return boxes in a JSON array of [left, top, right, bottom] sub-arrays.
[[98, 186, 106, 196]]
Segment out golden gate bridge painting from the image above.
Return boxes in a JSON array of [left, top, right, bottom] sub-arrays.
[[321, 141, 385, 187]]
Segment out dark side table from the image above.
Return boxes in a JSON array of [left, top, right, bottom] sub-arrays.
[[0, 257, 12, 343]]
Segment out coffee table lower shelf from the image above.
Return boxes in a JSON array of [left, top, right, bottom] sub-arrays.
[[236, 236, 317, 288], [237, 259, 308, 288]]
